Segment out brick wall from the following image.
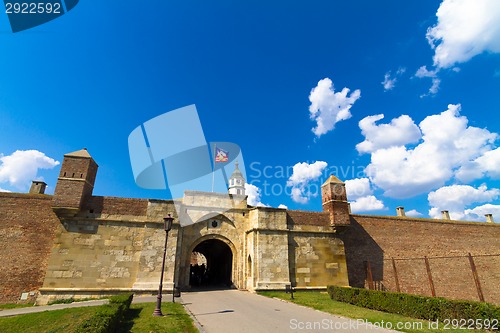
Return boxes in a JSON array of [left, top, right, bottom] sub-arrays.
[[53, 157, 96, 209], [0, 193, 60, 303], [287, 210, 330, 226], [341, 215, 500, 304], [84, 196, 148, 216]]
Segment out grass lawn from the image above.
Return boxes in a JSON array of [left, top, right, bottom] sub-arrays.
[[258, 291, 489, 333], [0, 303, 34, 310], [0, 302, 197, 333], [0, 306, 97, 333], [118, 302, 198, 333]]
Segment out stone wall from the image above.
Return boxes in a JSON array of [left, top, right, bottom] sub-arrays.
[[289, 233, 348, 288], [3, 179, 498, 306], [0, 193, 60, 303], [253, 230, 291, 289], [286, 210, 349, 289], [342, 215, 500, 304], [38, 198, 179, 304]]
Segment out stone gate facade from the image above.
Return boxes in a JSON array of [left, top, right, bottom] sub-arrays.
[[1, 148, 499, 305], [37, 149, 349, 303]]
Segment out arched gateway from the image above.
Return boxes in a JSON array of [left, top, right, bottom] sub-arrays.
[[186, 235, 236, 288]]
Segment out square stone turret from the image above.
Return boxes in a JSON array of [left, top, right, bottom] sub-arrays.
[[29, 181, 47, 194], [52, 148, 98, 215], [321, 175, 350, 226]]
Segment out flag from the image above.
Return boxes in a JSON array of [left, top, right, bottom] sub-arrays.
[[215, 147, 229, 162]]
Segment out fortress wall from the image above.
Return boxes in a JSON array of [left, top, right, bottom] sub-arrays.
[[253, 229, 291, 289], [288, 233, 348, 288], [342, 215, 500, 304], [0, 193, 60, 303], [39, 218, 180, 304], [85, 196, 149, 216], [287, 210, 330, 226]]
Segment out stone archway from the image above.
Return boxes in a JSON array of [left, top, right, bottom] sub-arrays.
[[185, 234, 237, 289]]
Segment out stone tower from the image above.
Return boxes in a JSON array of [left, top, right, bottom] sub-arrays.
[[321, 175, 350, 226], [228, 160, 245, 196], [53, 148, 98, 214]]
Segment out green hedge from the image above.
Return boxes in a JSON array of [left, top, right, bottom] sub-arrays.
[[75, 293, 134, 333], [327, 286, 500, 323]]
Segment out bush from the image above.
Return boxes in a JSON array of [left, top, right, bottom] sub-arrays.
[[327, 286, 500, 323], [48, 297, 75, 305], [75, 293, 133, 333]]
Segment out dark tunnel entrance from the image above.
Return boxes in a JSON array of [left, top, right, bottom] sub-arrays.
[[190, 239, 233, 288]]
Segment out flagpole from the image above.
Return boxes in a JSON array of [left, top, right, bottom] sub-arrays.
[[211, 144, 216, 192]]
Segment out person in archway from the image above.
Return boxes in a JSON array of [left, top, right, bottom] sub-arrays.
[[198, 263, 206, 286]]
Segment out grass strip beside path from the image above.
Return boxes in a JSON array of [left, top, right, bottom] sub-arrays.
[[118, 302, 198, 333], [258, 291, 490, 333], [0, 303, 34, 310], [0, 306, 97, 333]]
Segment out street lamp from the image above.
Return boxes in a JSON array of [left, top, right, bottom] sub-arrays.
[[153, 214, 174, 316]]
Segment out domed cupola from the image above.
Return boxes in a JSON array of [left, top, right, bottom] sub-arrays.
[[228, 160, 245, 196]]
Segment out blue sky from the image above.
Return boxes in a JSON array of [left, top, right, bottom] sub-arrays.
[[1, 0, 499, 221]]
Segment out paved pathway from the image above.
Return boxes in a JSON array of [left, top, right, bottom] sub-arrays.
[[0, 291, 404, 333], [0, 295, 173, 318], [0, 299, 109, 318], [181, 290, 400, 333]]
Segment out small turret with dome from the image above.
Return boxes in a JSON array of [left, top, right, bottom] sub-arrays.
[[228, 160, 245, 196]]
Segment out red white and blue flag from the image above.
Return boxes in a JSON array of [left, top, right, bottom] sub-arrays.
[[215, 147, 229, 162]]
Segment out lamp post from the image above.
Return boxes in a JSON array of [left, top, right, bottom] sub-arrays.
[[153, 214, 174, 316]]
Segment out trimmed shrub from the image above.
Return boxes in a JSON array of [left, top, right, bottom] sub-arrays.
[[327, 286, 500, 324], [75, 293, 133, 333]]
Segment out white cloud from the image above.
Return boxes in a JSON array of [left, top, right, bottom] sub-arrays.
[[363, 104, 498, 198], [427, 78, 441, 96], [428, 184, 500, 220], [244, 183, 269, 207], [309, 78, 361, 137], [356, 114, 421, 154], [382, 68, 406, 91], [277, 204, 288, 209], [345, 178, 372, 200], [464, 204, 500, 222], [382, 73, 396, 91], [0, 150, 60, 190], [406, 209, 423, 217], [287, 161, 328, 204], [415, 66, 438, 78], [350, 195, 385, 213], [456, 147, 500, 181], [415, 66, 441, 97], [426, 0, 500, 69], [345, 178, 386, 213], [0, 187, 11, 192]]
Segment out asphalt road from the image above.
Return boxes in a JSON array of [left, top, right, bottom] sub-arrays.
[[1, 291, 403, 333], [180, 290, 400, 333]]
